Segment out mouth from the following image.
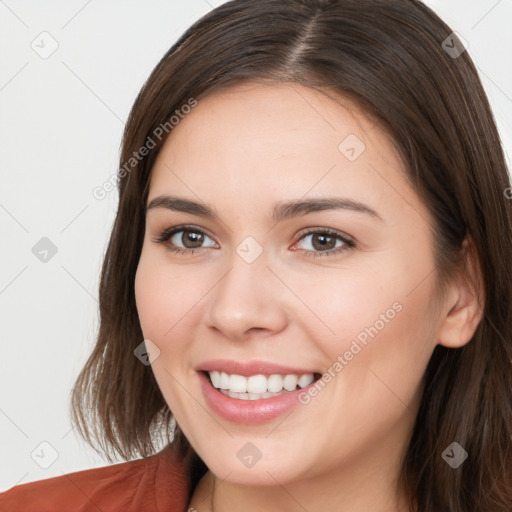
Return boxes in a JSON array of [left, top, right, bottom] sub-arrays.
[[202, 370, 322, 400], [195, 359, 323, 424]]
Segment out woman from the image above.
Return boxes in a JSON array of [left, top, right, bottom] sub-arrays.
[[1, 0, 511, 511]]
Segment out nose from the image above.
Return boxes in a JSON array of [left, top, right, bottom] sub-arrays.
[[205, 249, 288, 341]]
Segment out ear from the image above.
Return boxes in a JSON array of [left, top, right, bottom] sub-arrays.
[[436, 235, 485, 349]]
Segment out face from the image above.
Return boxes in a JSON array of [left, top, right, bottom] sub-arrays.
[[134, 81, 442, 487]]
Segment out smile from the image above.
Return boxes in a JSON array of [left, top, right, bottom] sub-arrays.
[[207, 371, 317, 400], [195, 360, 322, 424]]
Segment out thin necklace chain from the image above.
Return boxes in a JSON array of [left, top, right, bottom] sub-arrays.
[[207, 472, 415, 511], [210, 473, 216, 512]]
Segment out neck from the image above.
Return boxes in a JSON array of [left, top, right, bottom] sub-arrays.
[[195, 444, 414, 512]]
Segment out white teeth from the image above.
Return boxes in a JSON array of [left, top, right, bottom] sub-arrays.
[[219, 389, 285, 400], [298, 374, 315, 388], [283, 374, 299, 391], [229, 374, 247, 393], [247, 375, 267, 394], [267, 374, 283, 393], [207, 371, 316, 399], [210, 371, 220, 388], [219, 372, 230, 389]]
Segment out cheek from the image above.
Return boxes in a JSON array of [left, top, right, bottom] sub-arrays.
[[134, 256, 201, 416], [134, 253, 203, 342], [298, 286, 436, 455], [289, 264, 408, 348], [134, 260, 167, 340], [300, 246, 437, 393]]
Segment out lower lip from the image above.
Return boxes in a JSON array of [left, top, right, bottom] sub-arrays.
[[198, 371, 316, 425]]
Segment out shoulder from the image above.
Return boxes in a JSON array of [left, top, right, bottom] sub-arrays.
[[0, 446, 190, 512]]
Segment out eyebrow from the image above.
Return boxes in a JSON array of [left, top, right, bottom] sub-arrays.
[[146, 195, 383, 223]]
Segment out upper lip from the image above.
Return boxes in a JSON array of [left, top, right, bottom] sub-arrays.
[[195, 359, 319, 377]]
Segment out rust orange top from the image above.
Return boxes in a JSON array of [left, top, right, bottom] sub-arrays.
[[0, 445, 191, 512]]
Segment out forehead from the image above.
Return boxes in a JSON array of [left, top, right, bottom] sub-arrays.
[[153, 81, 383, 171], [147, 82, 427, 224]]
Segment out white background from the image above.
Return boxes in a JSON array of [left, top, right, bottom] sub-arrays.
[[1, 0, 511, 491]]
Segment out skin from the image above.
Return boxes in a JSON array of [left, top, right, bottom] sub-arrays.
[[134, 81, 483, 512]]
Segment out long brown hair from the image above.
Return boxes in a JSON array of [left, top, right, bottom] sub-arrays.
[[70, 1, 512, 510]]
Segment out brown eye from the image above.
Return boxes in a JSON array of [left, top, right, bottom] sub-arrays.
[[168, 229, 215, 250], [294, 228, 355, 258], [152, 225, 217, 254], [178, 229, 205, 249], [309, 233, 337, 251]]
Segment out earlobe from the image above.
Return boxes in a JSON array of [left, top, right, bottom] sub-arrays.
[[436, 236, 485, 349]]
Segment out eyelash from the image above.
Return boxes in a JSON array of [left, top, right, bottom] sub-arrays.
[[152, 224, 356, 258]]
